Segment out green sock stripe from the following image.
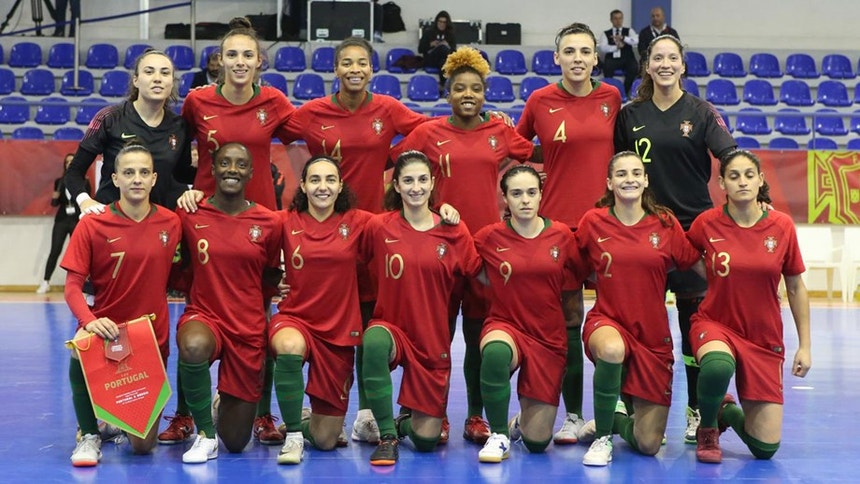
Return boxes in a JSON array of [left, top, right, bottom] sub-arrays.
[[562, 326, 584, 416], [522, 436, 551, 453], [409, 429, 439, 452], [696, 351, 736, 428], [745, 435, 780, 460], [593, 359, 623, 438], [274, 354, 305, 431], [69, 358, 99, 436], [178, 360, 215, 436], [480, 341, 513, 435]]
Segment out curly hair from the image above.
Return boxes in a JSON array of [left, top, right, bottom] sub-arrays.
[[442, 46, 490, 82], [288, 155, 356, 214]]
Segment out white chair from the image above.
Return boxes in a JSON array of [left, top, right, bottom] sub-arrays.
[[842, 226, 860, 303], [795, 225, 841, 300]]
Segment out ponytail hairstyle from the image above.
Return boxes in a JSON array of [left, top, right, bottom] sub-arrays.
[[218, 17, 266, 84], [719, 149, 772, 204], [289, 155, 356, 213], [383, 150, 434, 211], [596, 151, 675, 227], [632, 34, 685, 103], [127, 48, 179, 108]]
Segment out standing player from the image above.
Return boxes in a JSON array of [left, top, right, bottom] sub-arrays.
[[615, 34, 737, 443], [390, 46, 533, 445], [688, 150, 811, 463], [515, 22, 621, 445], [575, 152, 702, 466], [61, 144, 181, 466], [361, 151, 482, 466], [269, 156, 372, 465], [474, 165, 584, 463], [175, 142, 282, 464]]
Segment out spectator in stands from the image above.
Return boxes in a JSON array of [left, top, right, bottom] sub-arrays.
[[53, 0, 81, 37], [191, 50, 220, 89], [637, 7, 680, 60], [373, 0, 384, 43], [599, 9, 639, 98], [419, 10, 456, 92]]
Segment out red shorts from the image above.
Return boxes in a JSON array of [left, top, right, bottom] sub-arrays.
[[357, 260, 378, 303], [448, 276, 489, 321], [178, 311, 266, 402], [482, 320, 565, 406], [690, 319, 784, 404], [370, 320, 449, 418], [269, 316, 354, 416], [582, 316, 674, 406]]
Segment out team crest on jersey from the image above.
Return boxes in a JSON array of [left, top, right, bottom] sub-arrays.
[[436, 242, 448, 259], [339, 223, 350, 240], [257, 109, 268, 125], [488, 135, 498, 151], [371, 118, 383, 135], [680, 120, 693, 137], [600, 102, 610, 118], [249, 224, 262, 242], [649, 232, 661, 248], [159, 230, 169, 247], [764, 236, 778, 253], [549, 245, 560, 262], [168, 134, 178, 151]]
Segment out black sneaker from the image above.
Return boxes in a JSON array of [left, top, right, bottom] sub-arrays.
[[369, 434, 399, 466]]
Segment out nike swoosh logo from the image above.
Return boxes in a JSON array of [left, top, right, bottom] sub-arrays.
[[120, 133, 136, 139], [549, 107, 564, 114], [203, 115, 218, 120], [291, 229, 304, 235], [709, 237, 725, 243], [321, 125, 335, 130], [107, 237, 122, 243], [436, 140, 451, 146], [597, 236, 611, 242], [385, 238, 399, 244], [495, 247, 511, 252], [194, 224, 210, 229], [633, 125, 646, 132]]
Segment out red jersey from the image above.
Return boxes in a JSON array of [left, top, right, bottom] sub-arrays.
[[516, 81, 620, 227], [276, 209, 373, 347], [474, 220, 582, 355], [367, 211, 482, 368], [182, 84, 296, 210], [577, 207, 702, 350], [177, 200, 282, 345], [687, 207, 805, 348], [61, 203, 181, 351], [390, 115, 534, 234], [283, 93, 427, 213]]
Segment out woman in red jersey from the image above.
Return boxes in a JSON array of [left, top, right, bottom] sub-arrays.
[[688, 150, 810, 464]]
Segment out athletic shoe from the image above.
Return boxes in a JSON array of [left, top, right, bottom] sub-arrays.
[[508, 413, 522, 441], [70, 433, 101, 467], [158, 414, 194, 444], [98, 422, 126, 444], [336, 425, 348, 447], [717, 394, 737, 434], [277, 431, 304, 465], [438, 416, 450, 444], [614, 399, 628, 416], [254, 414, 285, 445], [582, 435, 613, 466], [478, 433, 510, 463], [695, 427, 722, 463], [369, 434, 399, 466], [36, 281, 50, 294], [351, 409, 380, 443], [553, 412, 586, 445], [685, 407, 701, 444], [463, 415, 491, 444], [182, 433, 218, 463]]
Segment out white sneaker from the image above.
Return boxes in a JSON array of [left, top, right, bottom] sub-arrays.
[[478, 433, 510, 463], [582, 435, 613, 466], [36, 281, 50, 294], [553, 412, 585, 445], [277, 432, 304, 465], [577, 419, 596, 443], [685, 407, 701, 444], [351, 409, 380, 443], [183, 433, 218, 463], [508, 413, 522, 441], [70, 433, 102, 467]]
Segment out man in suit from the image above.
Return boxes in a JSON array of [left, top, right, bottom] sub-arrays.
[[191, 51, 220, 89], [637, 7, 680, 60], [599, 9, 639, 98]]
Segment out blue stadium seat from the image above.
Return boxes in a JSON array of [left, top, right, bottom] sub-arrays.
[[124, 44, 154, 69], [369, 74, 402, 99], [165, 45, 195, 70], [684, 51, 710, 77], [292, 73, 326, 100], [261, 72, 288, 96], [198, 45, 219, 70], [311, 47, 335, 72], [0, 96, 30, 124], [705, 79, 739, 105], [485, 76, 515, 103], [847, 138, 860, 150], [495, 49, 527, 75], [401, 101, 421, 111], [779, 80, 814, 106], [520, 76, 550, 101], [768, 137, 800, 149], [20, 69, 55, 95], [814, 108, 848, 136], [742, 79, 778, 106], [734, 136, 761, 149], [682, 78, 700, 97], [816, 80, 851, 107], [785, 53, 819, 79], [75, 97, 110, 125], [406, 74, 439, 102], [386, 48, 417, 73], [432, 102, 452, 116], [330, 77, 340, 94], [749, 53, 782, 78], [99, 70, 131, 97], [808, 137, 838, 150], [631, 78, 642, 97], [774, 108, 811, 135], [47, 43, 75, 69], [52, 127, 85, 140], [85, 43, 119, 69], [371, 50, 380, 73], [60, 70, 94, 96], [274, 46, 306, 72], [12, 127, 45, 139], [531, 50, 560, 76], [506, 103, 525, 125], [9, 42, 42, 67], [0, 68, 14, 95], [601, 77, 627, 102], [0, 44, 4, 65], [851, 110, 860, 134], [178, 71, 195, 97], [821, 54, 855, 79], [35, 97, 71, 125], [735, 108, 772, 135], [713, 52, 746, 77]]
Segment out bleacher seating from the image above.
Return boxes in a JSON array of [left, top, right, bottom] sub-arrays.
[[749, 53, 782, 78], [495, 49, 527, 75], [485, 76, 515, 103], [165, 45, 195, 70], [713, 52, 746, 77], [75, 97, 110, 125], [371, 51, 380, 73], [816, 80, 852, 107], [742, 79, 778, 106], [12, 126, 45, 139], [808, 137, 838, 149], [682, 78, 700, 97], [198, 45, 219, 70], [0, 96, 30, 124], [47, 43, 75, 69], [124, 44, 153, 69], [292, 73, 326, 100], [9, 42, 42, 67], [735, 108, 772, 135], [85, 43, 119, 69], [274, 46, 306, 72], [531, 50, 560, 76], [261, 72, 288, 96], [814, 108, 849, 136], [386, 48, 417, 73], [705, 79, 740, 105], [520, 76, 549, 102], [774, 108, 812, 135], [330, 77, 340, 94], [406, 75, 439, 102], [0, 68, 15, 95], [821, 54, 855, 79], [99, 70, 131, 97], [20, 69, 55, 95], [178, 72, 195, 97], [780, 80, 815, 106], [370, 74, 402, 99], [769, 137, 800, 149], [785, 53, 820, 78], [60, 70, 94, 96], [52, 127, 85, 140], [734, 136, 761, 149], [851, 110, 860, 134], [311, 47, 335, 73], [685, 51, 710, 77], [717, 108, 733, 132], [34, 97, 71, 124], [847, 138, 860, 150]]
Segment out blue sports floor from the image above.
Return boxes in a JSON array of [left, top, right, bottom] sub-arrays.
[[1, 295, 856, 482]]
